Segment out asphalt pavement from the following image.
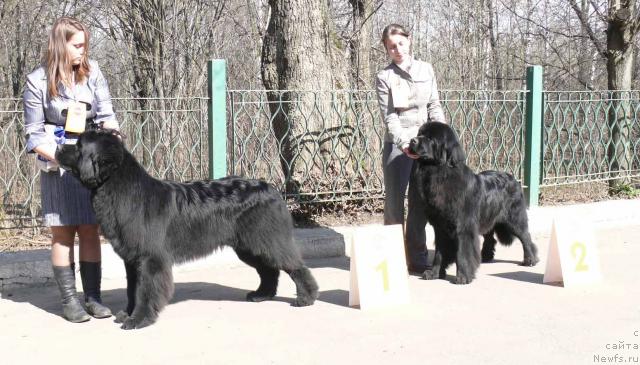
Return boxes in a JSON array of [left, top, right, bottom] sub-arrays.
[[0, 199, 639, 364]]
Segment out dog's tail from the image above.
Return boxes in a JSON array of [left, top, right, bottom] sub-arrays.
[[494, 224, 515, 245]]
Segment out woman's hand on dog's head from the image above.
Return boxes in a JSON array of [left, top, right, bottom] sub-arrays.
[[101, 120, 123, 140]]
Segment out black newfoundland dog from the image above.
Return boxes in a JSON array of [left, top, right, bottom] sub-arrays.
[[56, 130, 318, 329], [408, 122, 539, 284]]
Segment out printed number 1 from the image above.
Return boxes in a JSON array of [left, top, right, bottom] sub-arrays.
[[375, 260, 390, 291], [571, 242, 589, 272]]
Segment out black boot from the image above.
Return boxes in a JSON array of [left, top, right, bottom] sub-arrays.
[[80, 261, 112, 318], [52, 265, 91, 323]]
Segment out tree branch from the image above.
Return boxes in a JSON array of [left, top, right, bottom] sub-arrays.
[[498, 0, 602, 41], [344, 0, 382, 43], [589, 0, 607, 22], [633, 14, 640, 36], [567, 0, 607, 59]]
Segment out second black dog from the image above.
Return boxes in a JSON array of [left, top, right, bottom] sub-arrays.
[[408, 122, 539, 284]]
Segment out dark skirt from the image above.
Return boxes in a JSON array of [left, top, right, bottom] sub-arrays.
[[40, 169, 96, 227]]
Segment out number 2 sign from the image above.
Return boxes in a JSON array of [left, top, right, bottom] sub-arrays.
[[543, 219, 603, 287], [349, 224, 410, 310]]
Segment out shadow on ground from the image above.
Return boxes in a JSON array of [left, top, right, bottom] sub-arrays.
[[306, 256, 349, 270], [489, 271, 546, 284], [482, 258, 524, 265], [1, 277, 352, 320]]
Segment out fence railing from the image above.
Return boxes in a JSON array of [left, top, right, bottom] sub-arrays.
[[226, 88, 527, 204], [228, 89, 386, 203], [1, 63, 639, 231], [0, 97, 209, 230], [542, 90, 640, 186]]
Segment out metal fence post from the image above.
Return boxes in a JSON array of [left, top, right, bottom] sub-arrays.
[[207, 59, 227, 179], [524, 65, 543, 207]]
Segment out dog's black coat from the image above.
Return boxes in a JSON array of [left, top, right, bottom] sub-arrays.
[[408, 122, 539, 284], [56, 130, 318, 329]]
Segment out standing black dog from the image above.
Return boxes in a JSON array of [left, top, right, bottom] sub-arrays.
[[56, 130, 318, 329], [408, 122, 539, 284]]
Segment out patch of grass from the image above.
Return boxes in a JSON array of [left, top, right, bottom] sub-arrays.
[[610, 183, 640, 198]]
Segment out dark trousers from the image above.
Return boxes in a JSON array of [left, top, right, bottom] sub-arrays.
[[382, 143, 429, 270]]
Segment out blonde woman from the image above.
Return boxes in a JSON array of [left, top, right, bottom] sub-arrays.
[[375, 23, 446, 274], [24, 17, 119, 322]]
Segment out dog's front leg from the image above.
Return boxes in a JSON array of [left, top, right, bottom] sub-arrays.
[[115, 260, 138, 324], [121, 256, 174, 330], [422, 249, 442, 280], [455, 229, 481, 285]]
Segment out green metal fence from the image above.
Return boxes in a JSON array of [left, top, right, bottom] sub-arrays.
[[228, 89, 385, 203], [542, 91, 640, 186], [227, 89, 526, 203], [0, 97, 209, 230], [115, 97, 209, 181], [442, 90, 526, 178], [1, 64, 640, 231], [0, 97, 37, 229]]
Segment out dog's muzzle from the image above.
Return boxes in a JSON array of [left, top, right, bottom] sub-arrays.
[[408, 137, 420, 155]]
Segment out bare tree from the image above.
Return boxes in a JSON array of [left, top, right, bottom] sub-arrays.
[[107, 0, 166, 167], [91, 0, 231, 175], [0, 1, 55, 98], [577, 0, 596, 88], [570, 0, 639, 192], [261, 0, 350, 193], [486, 0, 504, 90], [348, 0, 378, 89]]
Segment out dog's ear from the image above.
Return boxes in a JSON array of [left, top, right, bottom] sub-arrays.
[[95, 137, 125, 183], [433, 139, 447, 166], [444, 132, 466, 167], [77, 133, 125, 188], [55, 144, 80, 176], [77, 150, 98, 187]]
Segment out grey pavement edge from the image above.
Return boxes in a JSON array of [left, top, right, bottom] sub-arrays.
[[1, 198, 638, 290]]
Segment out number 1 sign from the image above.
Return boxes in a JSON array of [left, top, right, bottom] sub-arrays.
[[543, 219, 603, 287], [349, 224, 410, 310]]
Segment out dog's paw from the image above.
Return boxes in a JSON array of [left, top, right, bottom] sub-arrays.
[[521, 256, 540, 267], [292, 295, 316, 307], [246, 291, 275, 302], [421, 269, 439, 280], [455, 275, 473, 285], [121, 317, 138, 330], [120, 316, 154, 330], [114, 310, 129, 324]]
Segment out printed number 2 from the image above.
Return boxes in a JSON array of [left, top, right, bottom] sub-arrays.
[[375, 260, 390, 291], [571, 242, 589, 272]]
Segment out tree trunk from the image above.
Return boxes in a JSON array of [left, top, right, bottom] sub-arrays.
[[570, 0, 638, 194], [577, 0, 594, 89], [486, 0, 503, 90], [1, 1, 50, 214], [348, 0, 374, 90], [606, 0, 636, 192], [128, 0, 166, 170], [261, 0, 349, 195]]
